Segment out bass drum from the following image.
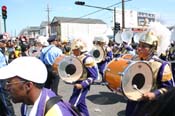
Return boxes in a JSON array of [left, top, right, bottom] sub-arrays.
[[121, 54, 133, 60], [53, 55, 86, 83], [104, 58, 153, 101]]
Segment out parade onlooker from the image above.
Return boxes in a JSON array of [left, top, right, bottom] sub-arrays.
[[69, 37, 98, 116], [32, 36, 49, 58], [14, 45, 21, 58], [21, 43, 30, 56], [0, 56, 79, 116], [6, 40, 16, 63], [0, 34, 15, 116], [40, 35, 63, 94]]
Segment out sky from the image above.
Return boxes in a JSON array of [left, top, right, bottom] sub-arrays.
[[0, 0, 175, 36]]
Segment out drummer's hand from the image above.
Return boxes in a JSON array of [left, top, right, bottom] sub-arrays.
[[142, 92, 156, 101], [102, 58, 105, 61], [75, 84, 83, 89]]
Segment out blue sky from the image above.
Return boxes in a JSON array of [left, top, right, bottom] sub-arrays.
[[0, 0, 175, 36]]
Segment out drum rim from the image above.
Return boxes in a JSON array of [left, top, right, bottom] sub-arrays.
[[121, 61, 153, 101], [90, 45, 105, 63], [58, 55, 84, 83]]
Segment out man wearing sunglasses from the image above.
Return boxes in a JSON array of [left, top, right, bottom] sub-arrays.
[[0, 57, 75, 116]]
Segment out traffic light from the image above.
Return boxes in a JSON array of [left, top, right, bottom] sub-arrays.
[[114, 22, 120, 33], [75, 1, 85, 5], [1, 5, 7, 19]]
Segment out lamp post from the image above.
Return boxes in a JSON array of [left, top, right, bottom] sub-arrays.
[[75, 1, 117, 39]]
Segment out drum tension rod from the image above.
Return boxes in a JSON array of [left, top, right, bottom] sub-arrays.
[[118, 72, 124, 76]]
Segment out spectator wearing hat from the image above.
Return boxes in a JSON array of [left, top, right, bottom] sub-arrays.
[[40, 35, 63, 94], [31, 36, 49, 58], [0, 34, 15, 116], [0, 57, 77, 116]]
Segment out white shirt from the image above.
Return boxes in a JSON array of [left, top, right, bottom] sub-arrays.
[[29, 91, 42, 116]]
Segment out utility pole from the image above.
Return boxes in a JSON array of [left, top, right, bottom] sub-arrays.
[[46, 4, 51, 37], [113, 7, 116, 38], [122, 0, 125, 30]]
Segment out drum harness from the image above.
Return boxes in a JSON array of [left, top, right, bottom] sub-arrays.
[[44, 96, 82, 116], [42, 46, 54, 66]]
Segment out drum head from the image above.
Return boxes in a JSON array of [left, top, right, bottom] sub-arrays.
[[58, 56, 83, 83], [121, 61, 153, 101], [90, 45, 105, 63]]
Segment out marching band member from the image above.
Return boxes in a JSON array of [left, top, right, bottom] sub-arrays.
[[113, 30, 134, 58], [69, 36, 98, 116], [118, 40, 134, 56], [126, 22, 175, 116], [167, 29, 175, 80], [60, 38, 71, 55], [93, 35, 113, 83]]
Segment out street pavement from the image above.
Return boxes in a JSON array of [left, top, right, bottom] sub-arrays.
[[13, 79, 127, 116]]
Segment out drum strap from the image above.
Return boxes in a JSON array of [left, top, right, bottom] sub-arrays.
[[42, 46, 54, 65], [82, 54, 91, 64], [157, 62, 167, 87], [44, 96, 82, 116]]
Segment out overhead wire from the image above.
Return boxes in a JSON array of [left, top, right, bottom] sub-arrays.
[[66, 0, 132, 22]]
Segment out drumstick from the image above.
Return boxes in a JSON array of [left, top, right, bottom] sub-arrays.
[[132, 84, 144, 95]]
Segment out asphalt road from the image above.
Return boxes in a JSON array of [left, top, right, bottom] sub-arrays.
[[13, 79, 127, 116]]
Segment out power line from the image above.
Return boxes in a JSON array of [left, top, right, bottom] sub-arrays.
[[70, 0, 132, 22]]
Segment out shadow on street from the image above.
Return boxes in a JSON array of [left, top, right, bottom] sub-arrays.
[[117, 110, 126, 116], [87, 91, 127, 105]]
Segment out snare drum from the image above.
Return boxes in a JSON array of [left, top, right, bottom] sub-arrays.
[[104, 58, 153, 101]]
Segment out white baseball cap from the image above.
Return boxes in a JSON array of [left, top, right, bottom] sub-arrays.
[[0, 57, 47, 84]]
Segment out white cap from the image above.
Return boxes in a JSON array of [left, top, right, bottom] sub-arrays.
[[0, 57, 47, 84], [37, 36, 49, 46]]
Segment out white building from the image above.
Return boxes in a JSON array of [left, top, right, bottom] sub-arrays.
[[50, 17, 110, 42], [40, 21, 49, 37], [114, 8, 157, 29]]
